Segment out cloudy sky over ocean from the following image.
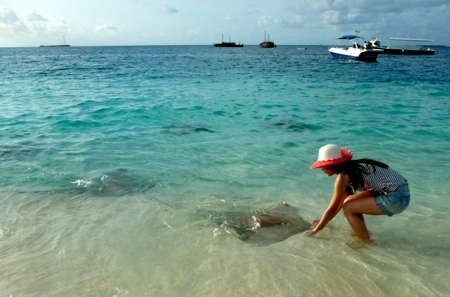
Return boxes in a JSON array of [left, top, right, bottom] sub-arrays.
[[1, 0, 449, 47]]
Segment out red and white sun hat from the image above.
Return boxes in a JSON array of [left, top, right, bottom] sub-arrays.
[[309, 144, 353, 169]]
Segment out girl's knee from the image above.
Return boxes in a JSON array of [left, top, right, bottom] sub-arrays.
[[343, 202, 352, 215], [343, 200, 357, 216]]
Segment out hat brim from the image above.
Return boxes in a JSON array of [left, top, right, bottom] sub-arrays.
[[309, 156, 352, 169]]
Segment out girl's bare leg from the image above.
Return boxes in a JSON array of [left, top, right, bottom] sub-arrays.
[[343, 193, 384, 241]]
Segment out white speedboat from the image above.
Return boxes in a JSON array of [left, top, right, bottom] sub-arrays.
[[328, 35, 383, 62]]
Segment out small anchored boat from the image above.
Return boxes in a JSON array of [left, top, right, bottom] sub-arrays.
[[39, 35, 70, 47], [260, 31, 276, 48], [328, 34, 382, 62], [214, 34, 243, 47], [370, 37, 434, 55]]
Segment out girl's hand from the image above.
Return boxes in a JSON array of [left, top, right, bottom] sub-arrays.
[[305, 229, 319, 236]]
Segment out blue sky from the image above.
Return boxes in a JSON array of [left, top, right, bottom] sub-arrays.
[[1, 0, 449, 47]]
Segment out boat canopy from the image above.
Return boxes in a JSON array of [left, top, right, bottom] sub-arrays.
[[338, 35, 362, 40]]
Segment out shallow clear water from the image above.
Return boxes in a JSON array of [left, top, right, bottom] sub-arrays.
[[1, 45, 450, 296]]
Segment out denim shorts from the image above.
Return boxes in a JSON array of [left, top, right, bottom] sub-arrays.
[[375, 183, 410, 217]]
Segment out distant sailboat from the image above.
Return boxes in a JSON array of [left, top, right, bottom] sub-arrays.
[[40, 35, 70, 47], [260, 31, 276, 48]]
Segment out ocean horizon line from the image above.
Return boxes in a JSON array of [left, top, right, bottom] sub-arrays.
[[1, 44, 339, 49]]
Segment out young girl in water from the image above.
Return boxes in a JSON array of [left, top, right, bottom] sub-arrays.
[[305, 144, 410, 242]]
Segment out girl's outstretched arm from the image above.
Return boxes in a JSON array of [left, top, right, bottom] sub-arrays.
[[306, 173, 349, 236]]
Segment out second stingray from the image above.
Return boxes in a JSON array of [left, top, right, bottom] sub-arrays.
[[204, 202, 311, 246]]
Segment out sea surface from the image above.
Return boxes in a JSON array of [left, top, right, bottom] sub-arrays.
[[1, 45, 450, 296]]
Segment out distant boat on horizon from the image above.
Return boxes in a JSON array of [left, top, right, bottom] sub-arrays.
[[260, 32, 276, 48], [213, 34, 243, 47], [40, 35, 70, 48]]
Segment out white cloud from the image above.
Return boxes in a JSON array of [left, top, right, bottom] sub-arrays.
[[258, 15, 278, 27], [95, 23, 119, 33], [281, 0, 449, 37], [281, 14, 303, 28], [321, 10, 340, 25], [1, 1, 450, 46], [0, 6, 28, 35], [24, 8, 47, 22], [286, 0, 449, 17], [23, 8, 69, 37], [1, 6, 21, 24], [187, 28, 201, 36]]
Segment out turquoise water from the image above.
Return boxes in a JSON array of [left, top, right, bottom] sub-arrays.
[[1, 45, 450, 296]]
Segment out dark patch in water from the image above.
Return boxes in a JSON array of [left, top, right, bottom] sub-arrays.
[[163, 124, 215, 134], [283, 141, 299, 148], [0, 141, 47, 161], [259, 104, 285, 109], [269, 120, 316, 132], [213, 111, 226, 116]]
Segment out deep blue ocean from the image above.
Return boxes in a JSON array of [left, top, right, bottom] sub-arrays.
[[1, 45, 450, 296]]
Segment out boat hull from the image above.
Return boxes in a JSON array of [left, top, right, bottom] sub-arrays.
[[39, 45, 70, 47], [329, 47, 380, 62], [375, 47, 434, 55], [370, 37, 435, 55], [260, 42, 276, 48], [214, 43, 243, 47]]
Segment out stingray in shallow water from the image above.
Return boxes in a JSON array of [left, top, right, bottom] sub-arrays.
[[72, 168, 156, 196], [21, 168, 156, 197], [206, 202, 311, 246]]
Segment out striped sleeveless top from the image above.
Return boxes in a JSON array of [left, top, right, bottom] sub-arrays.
[[355, 163, 407, 193]]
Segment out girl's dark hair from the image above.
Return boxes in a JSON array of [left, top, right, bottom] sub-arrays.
[[328, 158, 389, 190]]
